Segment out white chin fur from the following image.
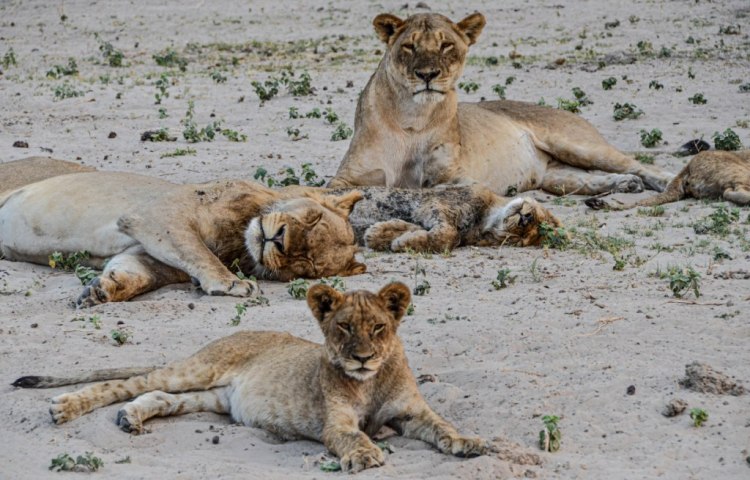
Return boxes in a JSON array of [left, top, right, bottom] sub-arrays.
[[245, 218, 263, 263], [413, 90, 444, 104], [484, 197, 526, 232], [345, 369, 377, 381]]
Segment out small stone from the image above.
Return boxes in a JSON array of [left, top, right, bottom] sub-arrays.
[[30, 323, 38, 328], [626, 385, 636, 395], [108, 131, 117, 139], [662, 398, 688, 417], [188, 303, 195, 310], [212, 435, 220, 444], [12, 140, 29, 148]]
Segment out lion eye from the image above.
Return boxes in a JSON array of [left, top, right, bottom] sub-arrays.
[[337, 323, 352, 334], [372, 324, 386, 335], [440, 43, 454, 53], [401, 43, 414, 53]]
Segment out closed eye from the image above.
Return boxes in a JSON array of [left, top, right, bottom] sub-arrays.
[[337, 323, 352, 334], [372, 324, 386, 335], [401, 43, 414, 53], [441, 42, 454, 53]]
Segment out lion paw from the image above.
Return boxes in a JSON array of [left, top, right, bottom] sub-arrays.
[[76, 276, 111, 308], [340, 445, 385, 473], [116, 407, 144, 435], [438, 435, 489, 458], [49, 393, 85, 425], [205, 278, 259, 298], [611, 174, 644, 193], [364, 220, 421, 251]]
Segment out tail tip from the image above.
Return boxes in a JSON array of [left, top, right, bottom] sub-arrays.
[[12, 376, 42, 388], [585, 198, 609, 210]]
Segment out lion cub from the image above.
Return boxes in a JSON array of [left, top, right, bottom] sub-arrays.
[[586, 150, 750, 210], [14, 282, 488, 473]]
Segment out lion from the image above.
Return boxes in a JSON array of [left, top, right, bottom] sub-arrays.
[[13, 282, 490, 473], [0, 169, 366, 306], [329, 12, 674, 196], [586, 150, 750, 210]]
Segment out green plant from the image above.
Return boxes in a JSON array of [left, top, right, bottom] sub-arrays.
[[251, 78, 280, 104], [74, 265, 97, 285], [667, 265, 700, 298], [491, 84, 506, 98], [693, 204, 740, 235], [251, 69, 315, 104], [636, 40, 654, 56], [491, 269, 516, 289], [230, 303, 247, 326], [210, 70, 228, 83], [319, 459, 342, 472], [46, 58, 78, 79], [111, 329, 130, 345], [301, 163, 325, 186], [539, 222, 570, 249], [97, 38, 124, 67], [712, 128, 743, 151], [89, 315, 102, 329], [50, 452, 103, 472], [739, 83, 750, 93], [53, 82, 84, 100], [539, 415, 561, 452], [639, 128, 663, 148], [319, 276, 346, 292], [160, 147, 196, 158], [141, 128, 174, 142], [458, 81, 479, 93], [153, 47, 188, 71], [323, 108, 339, 124], [49, 250, 90, 271], [253, 164, 323, 187], [688, 93, 707, 105], [305, 107, 322, 119], [602, 77, 617, 90], [221, 128, 247, 142], [571, 87, 592, 106], [154, 73, 170, 105], [286, 127, 306, 141], [413, 279, 431, 296], [634, 153, 655, 164], [648, 80, 663, 90], [613, 102, 643, 121], [331, 123, 353, 141], [637, 205, 665, 217], [288, 106, 300, 118], [505, 76, 516, 85], [287, 278, 310, 300], [689, 407, 708, 427], [2, 48, 17, 69]]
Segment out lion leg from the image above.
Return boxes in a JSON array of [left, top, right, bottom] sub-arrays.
[[387, 396, 487, 458], [116, 388, 230, 434], [117, 214, 257, 298], [364, 220, 423, 251], [77, 247, 190, 307], [723, 186, 750, 205], [323, 408, 385, 473], [541, 162, 644, 195]]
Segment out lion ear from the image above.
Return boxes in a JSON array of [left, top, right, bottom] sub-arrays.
[[456, 13, 486, 46], [373, 14, 405, 44], [378, 282, 411, 323], [328, 190, 364, 217], [307, 284, 344, 323]]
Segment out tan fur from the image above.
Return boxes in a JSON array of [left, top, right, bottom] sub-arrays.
[[0, 157, 95, 194], [330, 12, 674, 195], [285, 184, 563, 252], [0, 168, 366, 306], [15, 283, 488, 473], [586, 150, 750, 210]]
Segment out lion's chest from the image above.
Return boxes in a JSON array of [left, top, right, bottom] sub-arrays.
[[387, 131, 460, 188]]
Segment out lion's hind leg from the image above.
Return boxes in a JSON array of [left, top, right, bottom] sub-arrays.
[[723, 186, 750, 205], [117, 388, 230, 434], [76, 246, 190, 307]]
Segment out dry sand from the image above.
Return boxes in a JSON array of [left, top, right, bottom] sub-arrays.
[[1, 0, 749, 478]]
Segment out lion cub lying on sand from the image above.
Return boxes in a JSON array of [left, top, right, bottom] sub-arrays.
[[586, 150, 750, 210], [0, 170, 365, 306], [15, 282, 488, 473]]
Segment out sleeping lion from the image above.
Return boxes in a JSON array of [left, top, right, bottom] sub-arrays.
[[330, 12, 674, 196], [0, 164, 366, 306]]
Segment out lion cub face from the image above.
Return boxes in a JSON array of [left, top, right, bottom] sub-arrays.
[[372, 12, 485, 103], [484, 198, 564, 247], [307, 282, 411, 381], [245, 191, 367, 280]]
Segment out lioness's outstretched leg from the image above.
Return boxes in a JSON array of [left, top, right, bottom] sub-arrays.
[[723, 186, 750, 205], [117, 214, 257, 298], [77, 246, 190, 307], [116, 388, 230, 434], [541, 162, 644, 196], [387, 397, 487, 457], [322, 407, 385, 473]]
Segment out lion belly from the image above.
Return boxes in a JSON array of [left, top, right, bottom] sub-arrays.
[[0, 172, 171, 264], [457, 104, 549, 193]]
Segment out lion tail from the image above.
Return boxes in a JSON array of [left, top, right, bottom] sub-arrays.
[[12, 367, 157, 389]]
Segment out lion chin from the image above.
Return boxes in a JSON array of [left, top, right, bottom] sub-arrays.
[[244, 217, 265, 266], [413, 90, 444, 104]]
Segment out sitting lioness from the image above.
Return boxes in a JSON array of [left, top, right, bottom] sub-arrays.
[[586, 150, 750, 210], [330, 12, 673, 196], [0, 171, 366, 306], [14, 282, 488, 473]]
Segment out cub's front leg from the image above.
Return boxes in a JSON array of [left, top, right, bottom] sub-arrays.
[[387, 395, 488, 458], [322, 405, 385, 473]]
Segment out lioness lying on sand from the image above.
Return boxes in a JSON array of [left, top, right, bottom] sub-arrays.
[[0, 168, 365, 306], [330, 12, 673, 196], [586, 150, 750, 210], [14, 282, 494, 473]]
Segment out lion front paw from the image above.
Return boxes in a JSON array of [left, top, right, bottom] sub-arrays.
[[205, 278, 259, 298], [340, 445, 385, 473], [116, 407, 145, 434], [438, 435, 489, 458], [610, 174, 644, 194], [76, 276, 112, 308], [49, 393, 87, 425], [364, 220, 421, 251]]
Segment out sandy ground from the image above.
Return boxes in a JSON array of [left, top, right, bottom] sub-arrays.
[[1, 0, 750, 478]]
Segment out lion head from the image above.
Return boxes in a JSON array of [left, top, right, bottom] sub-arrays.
[[482, 197, 564, 247], [372, 12, 485, 104], [245, 191, 367, 281], [307, 282, 411, 381]]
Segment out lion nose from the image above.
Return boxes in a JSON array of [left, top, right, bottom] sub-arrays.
[[520, 212, 534, 227], [352, 353, 373, 364], [415, 68, 440, 83], [267, 225, 286, 253]]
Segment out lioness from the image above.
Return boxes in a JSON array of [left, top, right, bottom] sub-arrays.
[[14, 282, 488, 473], [330, 12, 673, 196], [0, 171, 366, 306], [586, 150, 750, 210]]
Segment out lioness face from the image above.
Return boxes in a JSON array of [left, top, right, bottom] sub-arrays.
[[245, 191, 367, 280], [485, 198, 564, 247], [307, 282, 411, 381], [373, 12, 485, 103]]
